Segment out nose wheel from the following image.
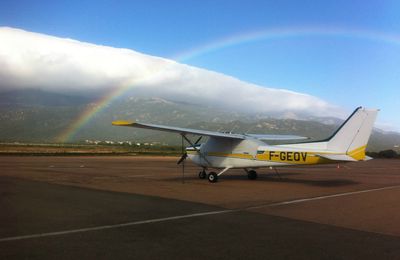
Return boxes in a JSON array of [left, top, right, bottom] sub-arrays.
[[207, 172, 218, 183], [199, 170, 218, 183], [198, 170, 207, 179], [199, 167, 230, 183]]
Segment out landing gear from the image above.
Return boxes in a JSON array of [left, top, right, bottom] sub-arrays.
[[247, 170, 258, 180], [207, 172, 218, 183], [198, 170, 207, 179]]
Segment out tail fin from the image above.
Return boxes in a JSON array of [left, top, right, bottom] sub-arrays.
[[327, 107, 379, 160]]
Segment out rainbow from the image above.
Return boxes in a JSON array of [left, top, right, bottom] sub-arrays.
[[56, 80, 131, 143], [56, 26, 400, 143], [172, 26, 400, 62]]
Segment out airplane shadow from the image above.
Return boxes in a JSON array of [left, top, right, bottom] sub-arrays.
[[257, 175, 358, 187], [173, 172, 359, 187]]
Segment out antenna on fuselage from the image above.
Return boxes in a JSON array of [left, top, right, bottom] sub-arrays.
[[229, 124, 238, 134]]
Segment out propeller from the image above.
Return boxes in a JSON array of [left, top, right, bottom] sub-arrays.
[[177, 136, 202, 165], [178, 134, 186, 183], [177, 152, 188, 165], [194, 136, 202, 145], [177, 134, 203, 183]]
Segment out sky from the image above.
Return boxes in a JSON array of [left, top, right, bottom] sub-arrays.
[[0, 0, 399, 130]]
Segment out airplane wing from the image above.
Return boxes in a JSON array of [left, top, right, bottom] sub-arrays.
[[245, 134, 309, 141], [112, 121, 310, 141], [112, 121, 245, 139]]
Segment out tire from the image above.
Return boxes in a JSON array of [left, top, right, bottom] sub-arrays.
[[198, 170, 206, 179], [247, 170, 258, 180], [208, 172, 218, 183]]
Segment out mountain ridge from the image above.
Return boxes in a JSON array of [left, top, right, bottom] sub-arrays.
[[0, 89, 398, 152]]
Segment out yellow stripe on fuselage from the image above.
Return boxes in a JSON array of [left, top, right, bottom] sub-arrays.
[[188, 145, 367, 164], [206, 152, 254, 160], [255, 151, 326, 165]]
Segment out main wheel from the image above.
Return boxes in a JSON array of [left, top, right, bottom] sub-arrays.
[[208, 172, 218, 183], [198, 170, 206, 179], [247, 170, 258, 180]]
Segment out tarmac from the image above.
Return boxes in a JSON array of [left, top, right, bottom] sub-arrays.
[[1, 156, 400, 259]]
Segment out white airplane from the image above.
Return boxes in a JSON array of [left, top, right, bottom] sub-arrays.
[[113, 107, 378, 183]]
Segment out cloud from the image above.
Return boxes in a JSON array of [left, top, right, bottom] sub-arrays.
[[0, 27, 342, 117]]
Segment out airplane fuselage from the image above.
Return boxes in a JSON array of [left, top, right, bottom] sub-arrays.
[[187, 137, 354, 169]]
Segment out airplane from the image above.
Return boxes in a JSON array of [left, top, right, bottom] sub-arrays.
[[112, 107, 378, 183]]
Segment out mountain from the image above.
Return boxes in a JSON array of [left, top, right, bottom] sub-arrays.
[[0, 27, 339, 118], [0, 89, 94, 107], [0, 89, 399, 152]]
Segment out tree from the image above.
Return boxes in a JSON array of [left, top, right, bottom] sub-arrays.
[[378, 149, 398, 159]]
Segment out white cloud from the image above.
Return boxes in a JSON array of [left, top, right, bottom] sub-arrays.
[[0, 27, 342, 117]]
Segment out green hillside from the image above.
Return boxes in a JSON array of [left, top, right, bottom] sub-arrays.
[[0, 90, 399, 152]]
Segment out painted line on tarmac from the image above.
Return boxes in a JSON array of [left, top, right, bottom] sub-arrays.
[[247, 184, 400, 210], [1, 184, 400, 242], [0, 209, 236, 242]]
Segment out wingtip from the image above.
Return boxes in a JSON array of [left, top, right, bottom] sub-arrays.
[[112, 120, 135, 126]]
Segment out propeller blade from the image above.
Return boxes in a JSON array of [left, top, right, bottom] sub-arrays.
[[194, 136, 203, 145], [177, 152, 188, 165]]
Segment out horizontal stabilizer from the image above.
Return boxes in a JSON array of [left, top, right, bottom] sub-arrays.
[[363, 155, 373, 161], [317, 154, 357, 161]]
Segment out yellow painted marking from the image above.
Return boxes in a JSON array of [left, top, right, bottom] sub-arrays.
[[256, 151, 323, 165], [347, 145, 367, 160], [207, 152, 254, 160], [256, 145, 368, 164], [112, 120, 135, 126]]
